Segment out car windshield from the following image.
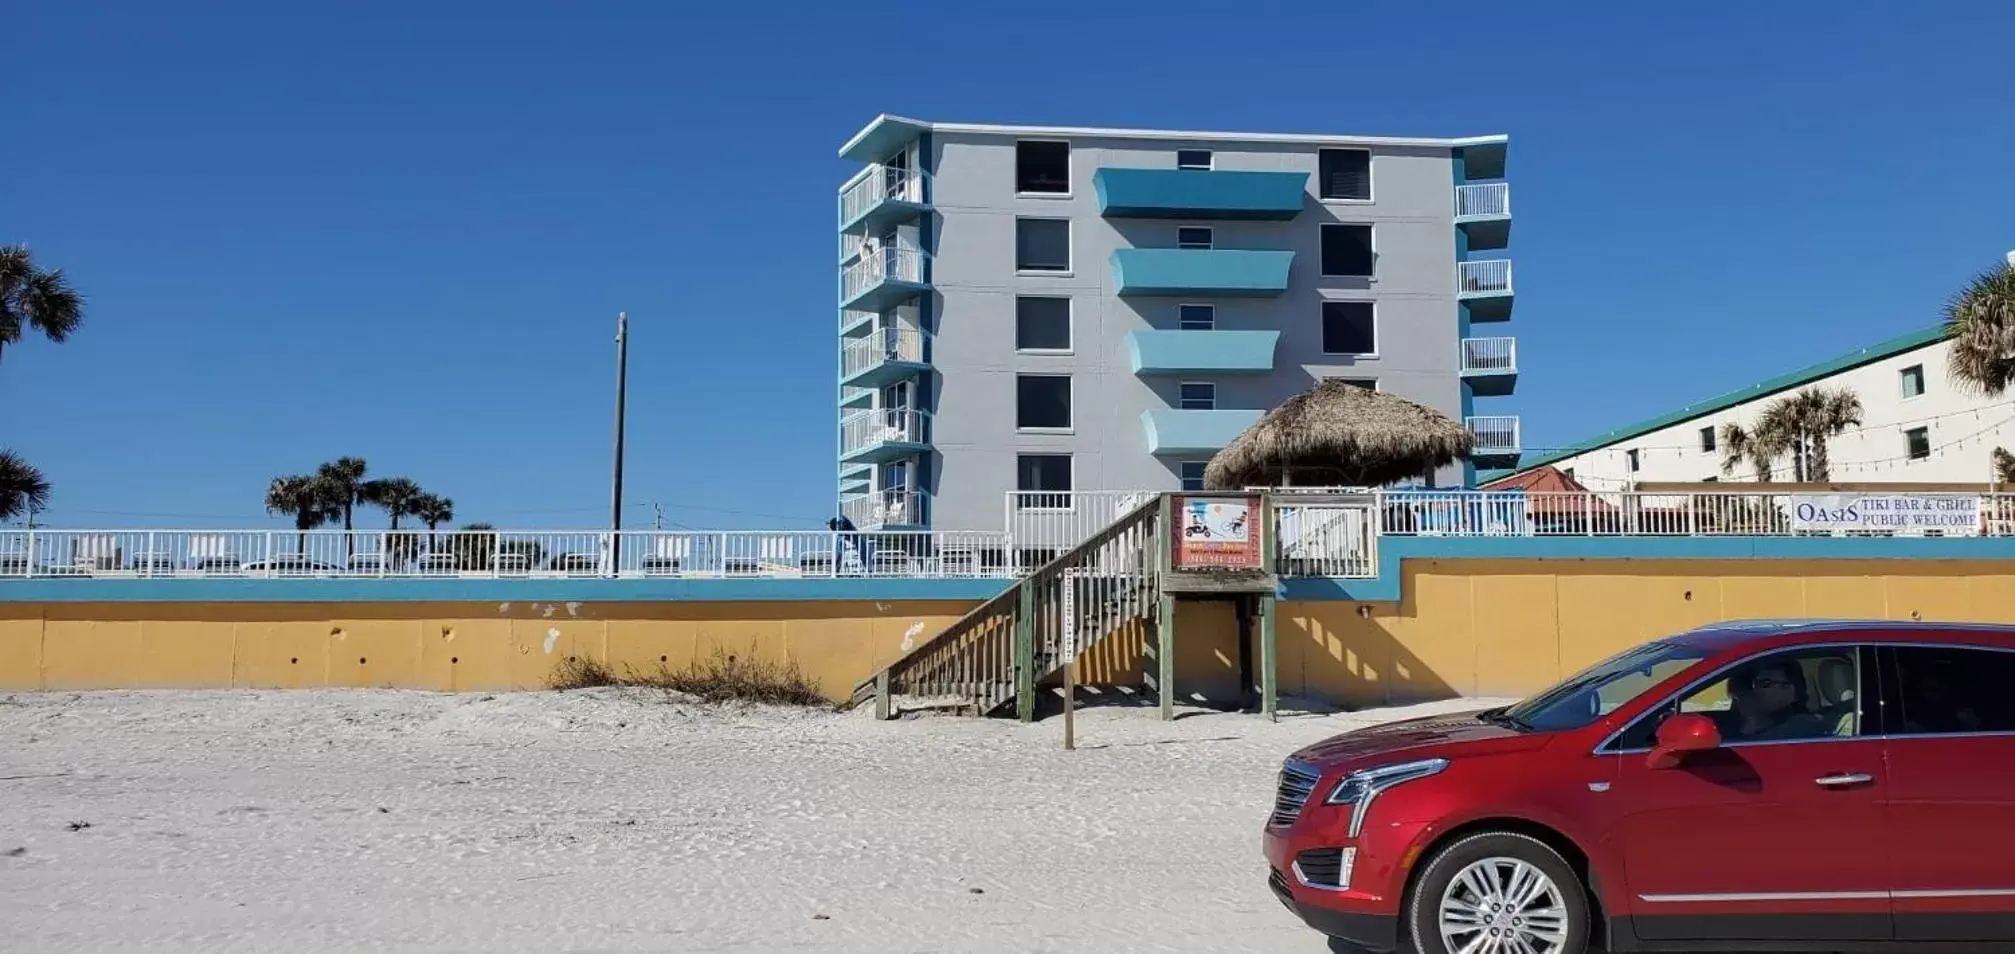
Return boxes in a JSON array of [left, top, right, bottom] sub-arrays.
[[1498, 640, 1712, 733]]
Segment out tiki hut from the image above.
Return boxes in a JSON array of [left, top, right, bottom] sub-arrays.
[[1203, 378, 1474, 489]]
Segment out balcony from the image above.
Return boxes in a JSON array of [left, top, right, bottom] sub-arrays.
[[1459, 337, 1518, 397], [1465, 415, 1522, 467], [839, 244, 930, 312], [1141, 408, 1263, 455], [1454, 182, 1511, 252], [838, 464, 871, 496], [1093, 168, 1308, 220], [841, 326, 929, 389], [1110, 248, 1294, 297], [838, 165, 930, 234], [1457, 259, 1514, 322], [1127, 329, 1279, 375], [841, 408, 930, 464], [841, 490, 927, 531]]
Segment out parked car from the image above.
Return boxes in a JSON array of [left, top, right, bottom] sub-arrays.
[[1263, 619, 2015, 953]]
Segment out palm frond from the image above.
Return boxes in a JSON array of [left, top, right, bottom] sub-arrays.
[[1944, 264, 2015, 397], [0, 449, 51, 522]]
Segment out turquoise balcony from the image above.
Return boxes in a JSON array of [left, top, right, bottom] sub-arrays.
[[841, 408, 931, 464], [1455, 182, 1511, 252], [1460, 337, 1518, 397], [840, 327, 929, 390], [1457, 259, 1514, 322], [841, 490, 927, 531], [1141, 409, 1263, 455], [1110, 249, 1293, 297], [838, 165, 930, 234], [839, 245, 930, 312], [1127, 330, 1279, 375], [1466, 415, 1521, 468], [1093, 168, 1308, 220]]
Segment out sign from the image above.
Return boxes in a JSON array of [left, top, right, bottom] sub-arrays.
[[1173, 495, 1264, 570], [1059, 568, 1078, 664], [1790, 494, 1981, 533]]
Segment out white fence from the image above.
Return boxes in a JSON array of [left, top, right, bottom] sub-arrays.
[[1004, 491, 1158, 563], [1455, 182, 1510, 219], [840, 407, 929, 457], [840, 326, 927, 379], [1380, 491, 2015, 538], [838, 163, 927, 226], [1465, 416, 1522, 454], [839, 243, 927, 303], [1460, 337, 1517, 374], [1458, 259, 1512, 295]]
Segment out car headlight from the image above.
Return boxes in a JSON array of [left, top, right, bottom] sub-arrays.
[[1324, 758, 1448, 838]]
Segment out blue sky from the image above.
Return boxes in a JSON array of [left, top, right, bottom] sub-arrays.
[[8, 1, 2014, 529]]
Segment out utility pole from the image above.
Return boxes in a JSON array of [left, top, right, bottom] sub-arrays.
[[610, 311, 629, 532]]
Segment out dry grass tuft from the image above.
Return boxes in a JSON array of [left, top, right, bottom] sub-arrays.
[[547, 646, 828, 707]]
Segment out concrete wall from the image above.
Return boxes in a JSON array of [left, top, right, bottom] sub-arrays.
[[921, 131, 1466, 530]]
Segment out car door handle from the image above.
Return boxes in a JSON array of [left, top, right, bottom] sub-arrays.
[[1814, 773, 1874, 788]]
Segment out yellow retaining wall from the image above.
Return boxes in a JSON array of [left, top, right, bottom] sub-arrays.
[[6, 558, 2015, 704]]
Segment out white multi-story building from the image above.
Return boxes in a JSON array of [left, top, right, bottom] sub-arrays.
[[1494, 325, 2015, 489]]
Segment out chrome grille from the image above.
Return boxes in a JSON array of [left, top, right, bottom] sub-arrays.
[[1269, 761, 1320, 827], [1294, 848, 1347, 889]]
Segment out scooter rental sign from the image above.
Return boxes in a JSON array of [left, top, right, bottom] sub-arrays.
[[1172, 495, 1263, 570]]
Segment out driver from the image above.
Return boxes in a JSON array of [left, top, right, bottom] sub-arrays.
[[1721, 660, 1826, 741]]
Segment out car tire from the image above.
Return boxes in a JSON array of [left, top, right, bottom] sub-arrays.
[[1405, 831, 1590, 954]]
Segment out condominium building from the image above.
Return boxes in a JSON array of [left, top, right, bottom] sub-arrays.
[[834, 115, 1515, 532]]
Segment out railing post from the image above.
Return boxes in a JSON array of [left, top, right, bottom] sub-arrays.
[[1014, 581, 1036, 723], [874, 669, 891, 721], [1260, 492, 1278, 723], [145, 531, 157, 578], [24, 528, 34, 578], [1155, 493, 1177, 723]]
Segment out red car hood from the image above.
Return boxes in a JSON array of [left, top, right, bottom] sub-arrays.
[[1290, 709, 1549, 768]]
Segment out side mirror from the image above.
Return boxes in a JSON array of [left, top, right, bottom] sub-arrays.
[[1647, 713, 1722, 769]]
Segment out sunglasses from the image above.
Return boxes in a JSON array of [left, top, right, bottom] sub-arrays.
[[1748, 676, 1795, 690]]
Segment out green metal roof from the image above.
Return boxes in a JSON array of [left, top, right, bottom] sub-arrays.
[[1508, 323, 1948, 476]]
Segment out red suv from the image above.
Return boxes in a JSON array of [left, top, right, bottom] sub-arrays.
[[1263, 619, 2015, 953]]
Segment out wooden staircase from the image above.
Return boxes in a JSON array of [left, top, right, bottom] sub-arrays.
[[853, 495, 1165, 719]]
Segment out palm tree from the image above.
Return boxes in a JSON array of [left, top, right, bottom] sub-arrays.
[[315, 457, 370, 532], [413, 493, 454, 531], [1944, 263, 2015, 396], [0, 451, 50, 523], [1719, 422, 1784, 483], [0, 245, 84, 365], [1757, 387, 1864, 482], [265, 475, 337, 551], [1995, 447, 2015, 485], [362, 477, 424, 530]]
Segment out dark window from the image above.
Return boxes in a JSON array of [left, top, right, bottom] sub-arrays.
[[1016, 141, 1070, 194], [1015, 297, 1071, 351], [1319, 224, 1374, 277], [1178, 304, 1215, 330], [1016, 375, 1071, 429], [1613, 646, 1865, 750], [1176, 149, 1212, 170], [1016, 219, 1070, 271], [1318, 148, 1371, 200], [1703, 475, 1719, 483], [1177, 226, 1213, 249], [1700, 426, 1717, 452], [1179, 461, 1208, 491], [1015, 454, 1072, 508], [1329, 377, 1376, 390], [1891, 646, 2015, 735], [1627, 449, 1640, 472], [1562, 467, 1575, 481], [1320, 302, 1375, 354], [1179, 382, 1215, 410], [1906, 427, 1931, 460], [1901, 364, 1926, 398]]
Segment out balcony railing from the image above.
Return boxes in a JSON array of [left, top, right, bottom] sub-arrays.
[[841, 326, 928, 382], [839, 164, 929, 228], [841, 407, 930, 460], [1458, 260, 1513, 296], [1460, 337, 1517, 374], [1455, 182, 1510, 219], [1465, 415, 1521, 454], [842, 490, 927, 530], [839, 243, 928, 308]]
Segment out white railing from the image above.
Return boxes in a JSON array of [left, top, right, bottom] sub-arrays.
[[840, 232, 865, 262], [1275, 497, 1379, 578], [1455, 182, 1510, 219], [1460, 337, 1517, 374], [840, 308, 876, 332], [840, 243, 928, 303], [1379, 491, 2015, 539], [840, 326, 927, 379], [1003, 490, 1157, 562], [842, 490, 927, 529], [841, 407, 930, 458], [1458, 259, 1512, 295], [1466, 416, 1521, 453], [839, 164, 928, 226], [0, 529, 1011, 580]]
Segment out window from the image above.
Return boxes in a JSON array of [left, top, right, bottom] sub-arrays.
[[1178, 382, 1216, 410], [1318, 148, 1371, 200], [1327, 377, 1377, 390], [1901, 364, 1926, 398], [1612, 646, 1866, 750], [1015, 218, 1070, 272], [1016, 374, 1071, 430], [1703, 476, 1719, 483], [1176, 149, 1212, 170], [1906, 426, 1931, 460], [1179, 460, 1208, 491], [1178, 304, 1215, 330], [1015, 297, 1071, 351], [1319, 224, 1374, 277], [1627, 449, 1640, 472], [1015, 453, 1072, 509], [1320, 301, 1375, 355], [1891, 646, 2015, 735], [1562, 467, 1575, 481], [1700, 426, 1717, 452], [1177, 226, 1213, 249], [1016, 141, 1070, 194], [1503, 640, 1713, 734]]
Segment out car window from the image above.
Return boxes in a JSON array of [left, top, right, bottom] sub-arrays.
[[1500, 640, 1711, 733], [1890, 646, 2015, 736], [1613, 646, 1865, 750]]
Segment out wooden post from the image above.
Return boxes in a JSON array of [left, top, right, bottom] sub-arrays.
[[1259, 492, 1279, 723], [1156, 494, 1177, 722], [1062, 659, 1076, 750], [1014, 582, 1036, 723], [874, 669, 891, 721]]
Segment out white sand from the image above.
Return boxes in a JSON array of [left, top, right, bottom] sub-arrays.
[[0, 689, 1505, 953]]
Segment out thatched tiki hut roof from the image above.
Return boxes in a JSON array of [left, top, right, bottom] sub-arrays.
[[1203, 379, 1474, 489]]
